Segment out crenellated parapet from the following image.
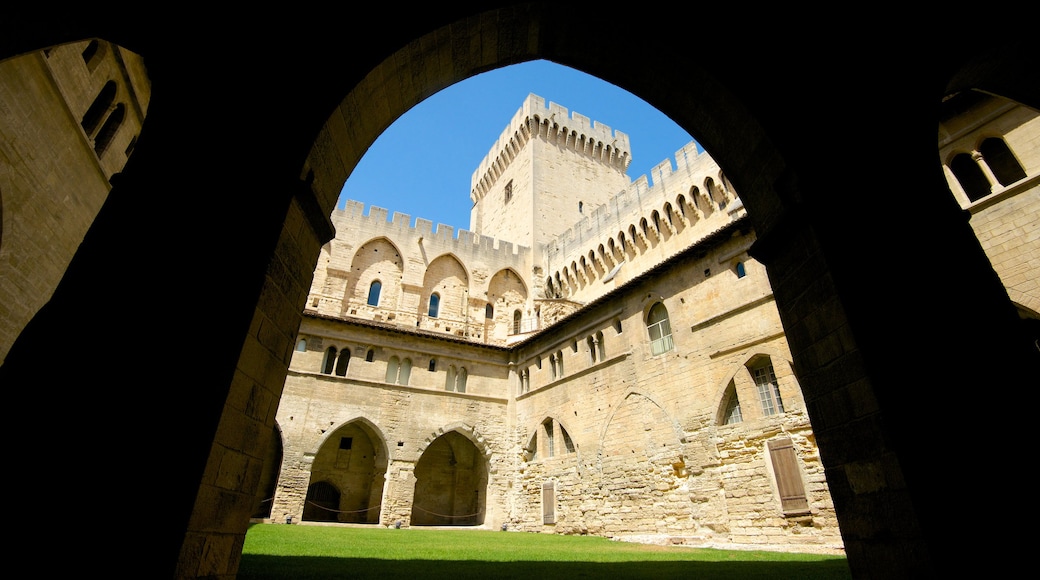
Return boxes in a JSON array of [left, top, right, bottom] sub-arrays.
[[541, 141, 743, 302], [330, 201, 532, 276], [470, 94, 632, 204]]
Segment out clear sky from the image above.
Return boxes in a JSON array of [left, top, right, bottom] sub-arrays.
[[337, 59, 697, 233]]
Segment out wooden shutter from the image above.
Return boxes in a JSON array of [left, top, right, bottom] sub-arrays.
[[542, 480, 556, 524], [768, 438, 810, 515]]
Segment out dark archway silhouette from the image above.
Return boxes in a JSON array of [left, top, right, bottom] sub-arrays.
[[2, 9, 1036, 579]]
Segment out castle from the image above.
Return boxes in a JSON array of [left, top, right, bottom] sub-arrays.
[[263, 88, 1040, 551], [263, 91, 970, 551], [3, 22, 1038, 578]]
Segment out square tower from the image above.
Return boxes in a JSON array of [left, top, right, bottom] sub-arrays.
[[469, 94, 632, 253]]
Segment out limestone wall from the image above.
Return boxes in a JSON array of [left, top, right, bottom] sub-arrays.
[[0, 40, 149, 365], [939, 98, 1040, 317], [307, 201, 534, 344], [507, 225, 842, 552]]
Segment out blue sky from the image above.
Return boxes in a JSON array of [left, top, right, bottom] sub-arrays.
[[337, 59, 697, 233]]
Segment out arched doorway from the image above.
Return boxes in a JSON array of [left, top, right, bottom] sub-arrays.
[[304, 421, 387, 524], [410, 431, 487, 526]]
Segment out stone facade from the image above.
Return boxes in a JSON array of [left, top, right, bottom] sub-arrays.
[[0, 39, 149, 365], [264, 90, 1039, 556], [267, 94, 846, 553]]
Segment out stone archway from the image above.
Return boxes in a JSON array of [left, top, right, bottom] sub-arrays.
[[410, 430, 488, 527], [2, 9, 1037, 580]]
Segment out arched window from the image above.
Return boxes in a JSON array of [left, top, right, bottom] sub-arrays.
[[428, 358, 436, 372], [556, 350, 564, 377], [720, 382, 743, 425], [587, 336, 597, 363], [735, 261, 746, 278], [513, 310, 522, 334], [81, 81, 116, 135], [295, 338, 307, 352], [456, 367, 467, 393], [93, 102, 125, 155], [950, 152, 991, 202], [753, 359, 784, 416], [322, 346, 337, 374], [980, 137, 1026, 186], [365, 348, 375, 362], [549, 353, 557, 379], [398, 358, 412, 385], [445, 365, 456, 391], [367, 280, 382, 306], [385, 356, 399, 383], [334, 349, 349, 377], [595, 331, 605, 360], [428, 292, 440, 318], [647, 302, 674, 355], [485, 304, 493, 319]]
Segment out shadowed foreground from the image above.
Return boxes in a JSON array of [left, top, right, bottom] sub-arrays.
[[238, 524, 851, 580]]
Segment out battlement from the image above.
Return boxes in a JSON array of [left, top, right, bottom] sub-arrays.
[[544, 140, 733, 267], [470, 93, 632, 200], [333, 200, 531, 265]]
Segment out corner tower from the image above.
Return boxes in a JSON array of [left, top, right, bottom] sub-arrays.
[[469, 94, 632, 252]]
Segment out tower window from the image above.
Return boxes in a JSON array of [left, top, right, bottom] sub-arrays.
[[647, 302, 674, 355], [367, 280, 382, 306]]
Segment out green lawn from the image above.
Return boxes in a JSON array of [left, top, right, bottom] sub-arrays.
[[238, 523, 851, 579]]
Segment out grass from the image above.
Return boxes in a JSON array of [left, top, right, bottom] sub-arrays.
[[238, 523, 851, 579]]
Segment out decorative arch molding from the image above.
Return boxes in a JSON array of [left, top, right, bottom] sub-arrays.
[[597, 388, 685, 450], [708, 347, 798, 422], [310, 416, 391, 464], [417, 422, 493, 464]]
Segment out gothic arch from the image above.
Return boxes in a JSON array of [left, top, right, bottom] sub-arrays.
[[709, 348, 799, 424], [3, 9, 1036, 579]]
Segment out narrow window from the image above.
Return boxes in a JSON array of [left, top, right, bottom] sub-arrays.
[[295, 338, 307, 352], [322, 346, 337, 374], [736, 261, 746, 278], [398, 358, 412, 385], [587, 336, 597, 364], [365, 348, 375, 362], [980, 137, 1026, 186], [81, 81, 116, 135], [542, 481, 556, 524], [561, 425, 575, 453], [334, 349, 349, 377], [596, 331, 605, 360], [428, 292, 440, 318], [768, 438, 810, 515], [950, 152, 991, 202], [647, 302, 674, 355], [544, 421, 555, 458], [81, 39, 104, 72], [93, 102, 125, 155], [428, 358, 436, 372], [367, 281, 382, 306], [446, 365, 457, 391], [754, 360, 784, 416], [550, 354, 557, 379], [485, 304, 493, 319], [504, 180, 513, 203], [456, 367, 467, 393], [556, 350, 564, 377], [385, 356, 399, 383], [720, 383, 743, 425], [339, 437, 353, 450], [513, 310, 522, 334]]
